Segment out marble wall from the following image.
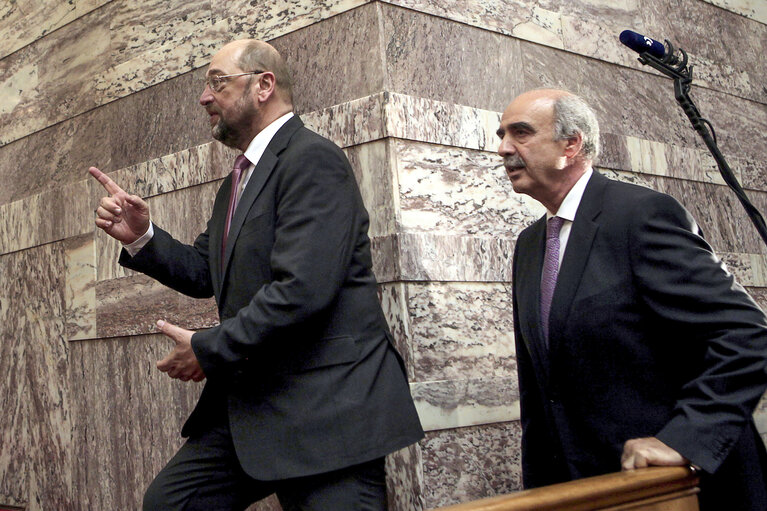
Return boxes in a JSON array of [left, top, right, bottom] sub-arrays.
[[1, 0, 765, 509]]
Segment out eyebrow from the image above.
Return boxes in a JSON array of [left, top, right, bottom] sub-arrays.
[[497, 121, 536, 138]]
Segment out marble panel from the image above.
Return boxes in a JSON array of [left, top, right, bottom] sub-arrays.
[[0, 176, 90, 256], [302, 93, 388, 148], [384, 93, 502, 153], [272, 2, 385, 115], [0, 0, 78, 60], [108, 0, 212, 67], [95, 178, 221, 282], [640, 0, 767, 103], [345, 140, 399, 238], [371, 233, 401, 284], [741, 157, 767, 192], [406, 282, 516, 382], [720, 254, 767, 287], [519, 41, 701, 152], [657, 176, 767, 255], [398, 232, 516, 283], [378, 283, 416, 379], [104, 67, 212, 173], [383, 0, 766, 105], [214, 0, 369, 41], [383, 0, 564, 50], [0, 106, 113, 206], [386, 443, 425, 511], [64, 233, 98, 341], [701, 0, 767, 24], [69, 335, 202, 510], [559, 2, 643, 70], [0, 244, 74, 509], [0, 258, 29, 507], [421, 422, 523, 508], [380, 3, 524, 113], [0, 7, 111, 147], [685, 86, 767, 166], [395, 140, 542, 237], [74, 0, 113, 18], [95, 274, 219, 339], [412, 378, 519, 432], [747, 287, 767, 313]]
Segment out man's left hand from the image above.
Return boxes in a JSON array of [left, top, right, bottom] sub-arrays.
[[621, 437, 689, 470], [156, 320, 206, 382]]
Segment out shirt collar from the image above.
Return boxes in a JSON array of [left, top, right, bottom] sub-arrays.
[[242, 111, 294, 166], [547, 167, 593, 221]]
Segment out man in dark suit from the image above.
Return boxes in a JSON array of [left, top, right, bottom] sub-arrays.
[[90, 39, 423, 511], [497, 88, 767, 510]]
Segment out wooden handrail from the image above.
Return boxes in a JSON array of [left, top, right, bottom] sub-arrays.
[[430, 466, 699, 511]]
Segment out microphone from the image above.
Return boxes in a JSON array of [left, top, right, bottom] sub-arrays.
[[619, 30, 686, 68], [619, 30, 666, 59]]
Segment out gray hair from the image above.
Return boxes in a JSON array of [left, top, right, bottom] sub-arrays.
[[552, 94, 600, 161]]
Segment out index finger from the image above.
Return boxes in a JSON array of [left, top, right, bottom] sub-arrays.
[[88, 167, 124, 195]]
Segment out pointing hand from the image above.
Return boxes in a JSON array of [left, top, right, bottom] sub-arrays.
[[89, 167, 150, 244]]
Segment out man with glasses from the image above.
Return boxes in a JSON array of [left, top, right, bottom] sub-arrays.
[[90, 39, 423, 511]]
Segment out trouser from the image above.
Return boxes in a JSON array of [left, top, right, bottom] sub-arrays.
[[142, 422, 387, 511]]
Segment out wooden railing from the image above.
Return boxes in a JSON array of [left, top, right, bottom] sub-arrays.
[[430, 466, 699, 511]]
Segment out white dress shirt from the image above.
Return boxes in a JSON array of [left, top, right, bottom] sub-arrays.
[[546, 167, 593, 268]]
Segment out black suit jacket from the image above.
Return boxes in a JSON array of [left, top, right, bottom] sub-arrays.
[[512, 171, 767, 509], [121, 115, 423, 480]]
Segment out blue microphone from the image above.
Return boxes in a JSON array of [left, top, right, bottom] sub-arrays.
[[619, 30, 666, 59]]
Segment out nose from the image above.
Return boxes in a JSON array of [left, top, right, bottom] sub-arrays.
[[199, 85, 214, 106], [498, 135, 515, 157]]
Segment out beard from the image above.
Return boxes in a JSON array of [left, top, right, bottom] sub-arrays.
[[211, 89, 259, 149]]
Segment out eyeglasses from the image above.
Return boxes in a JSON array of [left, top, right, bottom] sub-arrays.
[[204, 71, 265, 93]]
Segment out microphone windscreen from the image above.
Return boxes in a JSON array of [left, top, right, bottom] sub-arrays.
[[619, 30, 665, 59]]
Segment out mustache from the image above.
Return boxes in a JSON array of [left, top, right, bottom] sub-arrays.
[[503, 155, 525, 168]]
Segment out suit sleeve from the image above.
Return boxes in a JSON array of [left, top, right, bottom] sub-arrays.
[[628, 192, 767, 474], [119, 224, 214, 299], [191, 137, 361, 378]]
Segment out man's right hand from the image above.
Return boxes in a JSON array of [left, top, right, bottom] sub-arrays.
[[89, 167, 151, 244]]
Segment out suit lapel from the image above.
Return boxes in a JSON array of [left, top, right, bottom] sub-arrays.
[[218, 115, 304, 294], [515, 216, 551, 379], [548, 172, 607, 350]]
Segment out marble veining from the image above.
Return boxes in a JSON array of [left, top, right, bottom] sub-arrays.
[[406, 282, 516, 382], [0, 243, 74, 509], [701, 0, 767, 24], [420, 422, 523, 508], [411, 378, 520, 432], [386, 444, 425, 511], [344, 140, 399, 238], [64, 234, 98, 341], [0, 0, 77, 60], [395, 140, 542, 237], [95, 274, 219, 340]]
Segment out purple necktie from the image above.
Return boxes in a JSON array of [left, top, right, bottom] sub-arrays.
[[540, 216, 565, 346], [222, 155, 250, 261]]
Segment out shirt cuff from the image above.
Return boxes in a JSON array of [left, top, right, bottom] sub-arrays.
[[123, 223, 154, 257]]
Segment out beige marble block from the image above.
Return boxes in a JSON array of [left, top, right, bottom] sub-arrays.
[[0, 0, 78, 60], [701, 0, 767, 24], [64, 234, 97, 341]]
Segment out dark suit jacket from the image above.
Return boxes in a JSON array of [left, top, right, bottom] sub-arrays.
[[121, 115, 423, 480], [512, 171, 767, 509]]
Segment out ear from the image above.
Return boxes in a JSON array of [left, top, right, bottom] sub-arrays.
[[255, 71, 277, 103], [563, 131, 583, 159]]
